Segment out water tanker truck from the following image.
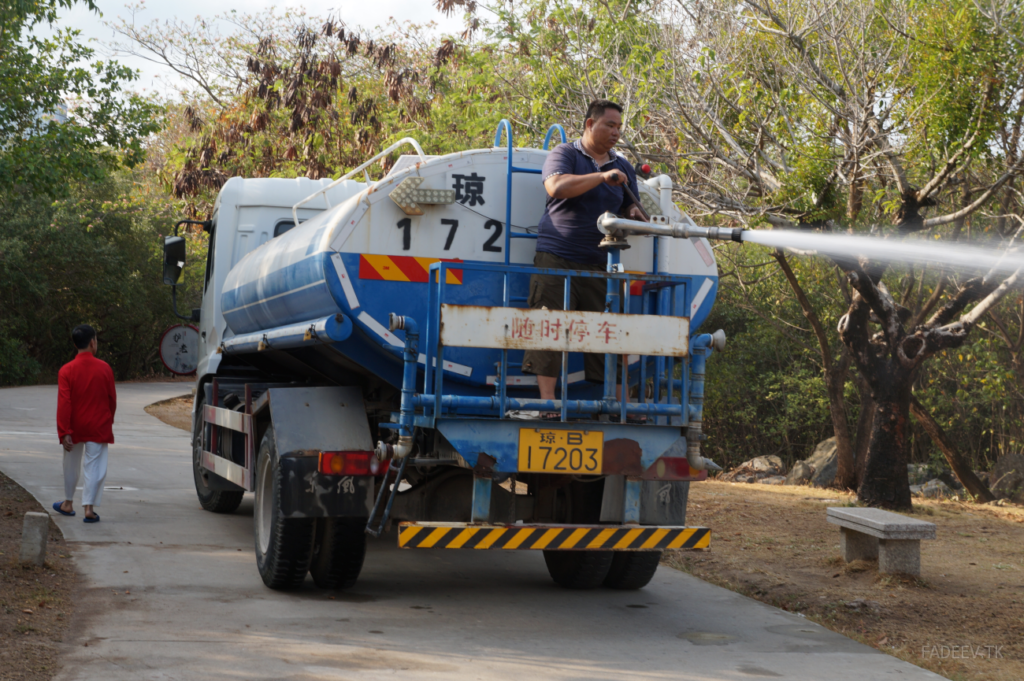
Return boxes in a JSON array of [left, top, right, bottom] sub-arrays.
[[161, 121, 741, 591]]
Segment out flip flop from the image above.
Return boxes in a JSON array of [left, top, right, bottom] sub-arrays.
[[83, 514, 100, 524], [52, 502, 75, 517]]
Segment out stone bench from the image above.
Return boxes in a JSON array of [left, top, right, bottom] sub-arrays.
[[826, 507, 936, 576]]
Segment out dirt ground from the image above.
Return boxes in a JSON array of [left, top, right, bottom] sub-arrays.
[[0, 471, 78, 681], [144, 394, 193, 432], [664, 481, 1024, 681]]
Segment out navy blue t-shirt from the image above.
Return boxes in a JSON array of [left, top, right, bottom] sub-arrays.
[[535, 140, 639, 266]]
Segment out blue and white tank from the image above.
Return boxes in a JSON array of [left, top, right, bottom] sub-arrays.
[[219, 146, 719, 395]]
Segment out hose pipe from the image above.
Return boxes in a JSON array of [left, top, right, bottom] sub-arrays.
[[374, 313, 419, 460], [686, 333, 725, 473]]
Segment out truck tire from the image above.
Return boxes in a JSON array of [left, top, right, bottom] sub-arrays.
[[542, 479, 612, 589], [543, 550, 614, 589], [254, 426, 315, 589], [603, 551, 662, 590], [309, 518, 366, 590], [192, 395, 244, 514]]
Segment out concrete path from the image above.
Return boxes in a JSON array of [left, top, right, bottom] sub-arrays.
[[0, 382, 942, 680]]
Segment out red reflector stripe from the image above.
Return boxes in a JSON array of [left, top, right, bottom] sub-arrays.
[[318, 451, 374, 476]]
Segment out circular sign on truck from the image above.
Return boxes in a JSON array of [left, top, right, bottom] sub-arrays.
[[159, 324, 200, 375]]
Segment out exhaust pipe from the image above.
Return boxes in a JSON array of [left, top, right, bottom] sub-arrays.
[[597, 213, 744, 243]]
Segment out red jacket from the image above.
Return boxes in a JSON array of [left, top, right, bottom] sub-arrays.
[[57, 352, 117, 445]]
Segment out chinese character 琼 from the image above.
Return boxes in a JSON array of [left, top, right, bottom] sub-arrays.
[[567, 320, 589, 343], [511, 317, 535, 339], [452, 173, 486, 206], [597, 321, 617, 344], [540, 432, 556, 444]]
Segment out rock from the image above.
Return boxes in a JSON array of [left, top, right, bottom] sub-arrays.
[[719, 455, 785, 483], [781, 437, 838, 487], [785, 460, 814, 485], [984, 498, 1020, 507], [805, 437, 839, 488], [760, 475, 787, 485], [921, 479, 955, 499], [990, 453, 1024, 503], [844, 598, 881, 613], [935, 472, 964, 491], [750, 455, 786, 475], [907, 463, 931, 486], [909, 484, 924, 497], [19, 512, 48, 566]]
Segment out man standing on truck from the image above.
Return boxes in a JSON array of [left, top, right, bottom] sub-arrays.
[[521, 99, 647, 411], [53, 324, 117, 523]]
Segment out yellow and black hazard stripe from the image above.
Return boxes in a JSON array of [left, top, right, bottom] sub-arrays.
[[397, 523, 710, 550]]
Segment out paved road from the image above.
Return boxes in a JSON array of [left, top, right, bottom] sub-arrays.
[[1, 382, 941, 680]]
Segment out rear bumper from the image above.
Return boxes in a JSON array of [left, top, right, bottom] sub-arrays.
[[397, 522, 710, 551]]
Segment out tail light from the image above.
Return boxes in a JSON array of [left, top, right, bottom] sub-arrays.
[[645, 457, 699, 480], [318, 451, 375, 476]]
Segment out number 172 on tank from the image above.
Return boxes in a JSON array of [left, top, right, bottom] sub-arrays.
[[518, 429, 604, 474]]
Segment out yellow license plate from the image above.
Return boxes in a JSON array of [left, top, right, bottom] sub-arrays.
[[518, 429, 604, 474]]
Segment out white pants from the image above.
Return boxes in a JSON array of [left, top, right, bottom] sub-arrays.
[[64, 442, 108, 507]]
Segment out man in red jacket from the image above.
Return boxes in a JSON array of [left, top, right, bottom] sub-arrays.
[[55, 325, 117, 523]]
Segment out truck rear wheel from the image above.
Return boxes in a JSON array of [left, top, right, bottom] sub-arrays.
[[310, 518, 366, 589], [543, 550, 614, 589], [603, 551, 662, 590], [254, 426, 315, 589], [192, 395, 243, 514], [542, 479, 612, 589]]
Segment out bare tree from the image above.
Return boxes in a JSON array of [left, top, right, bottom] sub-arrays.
[[649, 0, 1024, 506]]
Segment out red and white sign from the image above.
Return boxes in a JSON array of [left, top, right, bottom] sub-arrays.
[[159, 324, 200, 375], [439, 305, 689, 357]]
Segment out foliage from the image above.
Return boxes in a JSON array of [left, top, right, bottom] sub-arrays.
[[0, 173, 198, 384], [0, 0, 161, 199]]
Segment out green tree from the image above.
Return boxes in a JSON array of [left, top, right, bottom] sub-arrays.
[[0, 171, 194, 384], [0, 0, 160, 198]]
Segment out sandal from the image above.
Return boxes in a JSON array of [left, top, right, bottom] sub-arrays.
[[52, 502, 75, 517], [83, 514, 101, 524]]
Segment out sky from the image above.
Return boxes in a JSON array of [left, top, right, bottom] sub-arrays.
[[57, 0, 465, 96]]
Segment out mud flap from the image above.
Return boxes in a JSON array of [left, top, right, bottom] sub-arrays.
[[599, 475, 690, 525], [278, 455, 373, 518]]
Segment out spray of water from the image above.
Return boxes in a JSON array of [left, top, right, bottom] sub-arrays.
[[740, 229, 1023, 277]]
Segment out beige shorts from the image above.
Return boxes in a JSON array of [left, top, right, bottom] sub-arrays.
[[520, 251, 620, 383]]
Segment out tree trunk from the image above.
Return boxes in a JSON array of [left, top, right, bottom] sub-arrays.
[[772, 251, 857, 489], [853, 374, 874, 486], [827, 350, 856, 490], [909, 396, 996, 502], [857, 373, 913, 510]]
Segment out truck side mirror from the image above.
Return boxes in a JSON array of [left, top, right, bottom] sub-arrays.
[[163, 236, 186, 285]]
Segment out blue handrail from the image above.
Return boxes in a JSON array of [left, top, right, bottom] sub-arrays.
[[494, 120, 555, 264], [543, 124, 567, 149], [423, 260, 694, 426], [494, 119, 513, 149], [495, 119, 515, 267]]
